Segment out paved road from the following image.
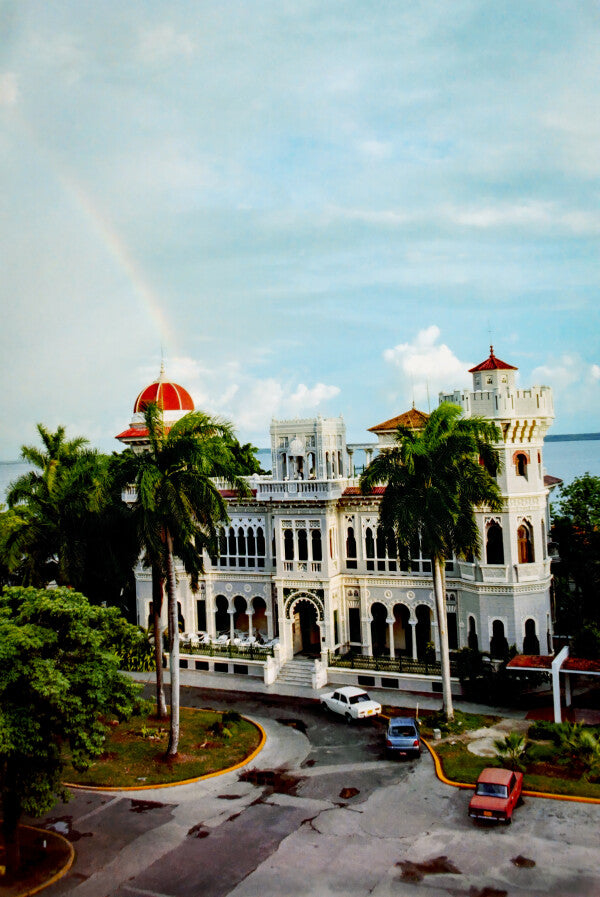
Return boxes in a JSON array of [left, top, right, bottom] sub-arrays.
[[34, 688, 600, 897]]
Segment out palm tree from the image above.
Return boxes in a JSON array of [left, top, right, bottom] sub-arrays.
[[119, 402, 249, 756], [493, 732, 528, 771], [360, 402, 503, 721], [6, 425, 96, 587]]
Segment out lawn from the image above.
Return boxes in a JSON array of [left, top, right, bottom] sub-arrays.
[[63, 708, 263, 788], [0, 826, 72, 895], [426, 713, 600, 800]]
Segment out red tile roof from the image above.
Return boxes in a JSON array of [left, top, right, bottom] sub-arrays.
[[507, 655, 554, 671], [115, 426, 172, 441], [544, 474, 563, 487], [469, 346, 518, 373], [368, 407, 429, 433], [134, 379, 194, 413], [343, 486, 386, 496]]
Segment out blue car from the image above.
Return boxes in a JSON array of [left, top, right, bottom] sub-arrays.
[[385, 716, 421, 758]]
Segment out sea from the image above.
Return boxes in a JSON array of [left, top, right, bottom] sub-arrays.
[[1, 438, 598, 506]]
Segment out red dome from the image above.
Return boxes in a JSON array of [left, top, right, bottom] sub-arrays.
[[134, 377, 194, 413]]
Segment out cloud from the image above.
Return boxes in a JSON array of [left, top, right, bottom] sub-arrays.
[[0, 73, 18, 106], [358, 140, 393, 160], [591, 364, 600, 381], [531, 355, 580, 390], [137, 25, 194, 64], [383, 326, 472, 405], [143, 356, 340, 441]]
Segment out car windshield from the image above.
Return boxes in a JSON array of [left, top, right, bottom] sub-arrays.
[[390, 727, 416, 737], [349, 693, 370, 704], [476, 782, 508, 798]]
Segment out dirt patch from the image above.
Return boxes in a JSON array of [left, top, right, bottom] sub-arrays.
[[187, 823, 209, 838], [467, 887, 508, 897], [217, 794, 244, 800], [339, 787, 360, 799], [129, 799, 166, 814], [238, 768, 304, 796], [512, 855, 536, 868], [397, 855, 461, 882], [276, 718, 308, 734], [43, 816, 92, 842]]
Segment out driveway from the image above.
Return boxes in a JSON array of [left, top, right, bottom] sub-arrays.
[[34, 688, 600, 897]]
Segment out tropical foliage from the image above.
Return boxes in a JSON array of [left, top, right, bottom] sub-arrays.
[[551, 474, 600, 647], [493, 732, 528, 771], [0, 586, 143, 875], [2, 425, 138, 610], [118, 402, 249, 755], [360, 402, 503, 720]]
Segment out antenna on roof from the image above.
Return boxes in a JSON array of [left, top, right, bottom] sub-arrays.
[[159, 344, 166, 379], [426, 381, 431, 413]]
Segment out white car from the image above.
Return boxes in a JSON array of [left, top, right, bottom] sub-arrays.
[[320, 686, 381, 722]]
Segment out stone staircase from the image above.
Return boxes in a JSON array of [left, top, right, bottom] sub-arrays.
[[276, 658, 315, 689]]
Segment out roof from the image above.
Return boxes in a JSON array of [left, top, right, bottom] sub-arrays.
[[133, 367, 194, 414], [368, 407, 429, 433], [507, 655, 600, 676], [343, 486, 386, 496], [115, 425, 172, 441], [507, 655, 553, 671], [544, 474, 563, 487], [477, 768, 513, 785], [469, 346, 518, 373]]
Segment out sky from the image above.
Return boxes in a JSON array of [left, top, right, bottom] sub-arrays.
[[1, 1, 599, 458]]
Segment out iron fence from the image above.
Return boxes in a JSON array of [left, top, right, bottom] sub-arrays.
[[179, 641, 274, 661], [328, 650, 457, 678]]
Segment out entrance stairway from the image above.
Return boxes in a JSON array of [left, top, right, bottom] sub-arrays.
[[276, 658, 315, 689]]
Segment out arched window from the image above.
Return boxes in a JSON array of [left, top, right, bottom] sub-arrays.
[[468, 616, 478, 651], [346, 526, 357, 569], [490, 620, 509, 659], [515, 453, 528, 478], [228, 526, 236, 555], [365, 527, 375, 571], [376, 527, 386, 570], [523, 618, 540, 655], [237, 527, 246, 567], [219, 527, 227, 566], [486, 521, 504, 565], [257, 526, 266, 561], [284, 529, 294, 561], [247, 526, 256, 558], [517, 522, 534, 563], [311, 529, 322, 561], [297, 528, 308, 561]]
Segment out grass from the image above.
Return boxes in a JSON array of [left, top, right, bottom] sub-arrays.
[[63, 708, 262, 788], [0, 826, 72, 895], [430, 716, 600, 800]]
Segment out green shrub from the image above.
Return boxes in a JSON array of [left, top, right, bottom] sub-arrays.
[[223, 710, 242, 724], [493, 732, 527, 771]]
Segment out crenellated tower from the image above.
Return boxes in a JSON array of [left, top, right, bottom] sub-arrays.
[[440, 347, 555, 656]]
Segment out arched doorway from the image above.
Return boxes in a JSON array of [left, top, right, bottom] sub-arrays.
[[292, 598, 321, 657], [523, 618, 540, 655], [392, 604, 412, 655], [370, 602, 388, 656], [215, 595, 229, 635], [415, 605, 432, 659]]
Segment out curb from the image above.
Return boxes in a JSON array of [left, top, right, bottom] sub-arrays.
[[11, 824, 74, 897], [65, 710, 266, 793], [423, 736, 600, 805]]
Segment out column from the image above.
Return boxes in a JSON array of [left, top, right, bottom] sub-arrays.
[[362, 614, 373, 656], [410, 620, 418, 660], [248, 611, 254, 640], [387, 618, 395, 658], [229, 609, 235, 642]]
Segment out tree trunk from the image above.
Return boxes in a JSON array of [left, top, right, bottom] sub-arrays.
[[164, 531, 180, 757], [151, 565, 168, 719], [2, 788, 22, 875], [433, 555, 454, 721]]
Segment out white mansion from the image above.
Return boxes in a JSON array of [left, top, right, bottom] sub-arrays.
[[117, 349, 559, 692]]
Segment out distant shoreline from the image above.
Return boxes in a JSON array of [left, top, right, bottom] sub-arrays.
[[545, 433, 600, 442]]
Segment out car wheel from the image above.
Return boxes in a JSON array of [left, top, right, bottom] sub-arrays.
[[345, 712, 352, 724], [505, 816, 512, 825]]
